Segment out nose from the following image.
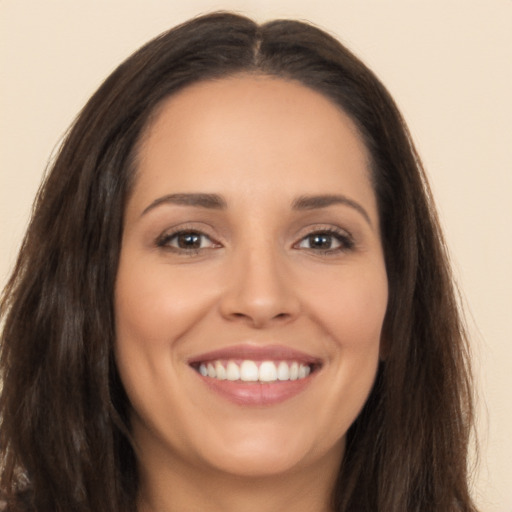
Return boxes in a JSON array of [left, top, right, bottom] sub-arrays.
[[219, 245, 301, 328]]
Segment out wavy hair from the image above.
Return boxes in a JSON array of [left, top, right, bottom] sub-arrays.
[[0, 12, 477, 512]]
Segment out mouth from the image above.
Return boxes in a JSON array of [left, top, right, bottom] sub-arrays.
[[191, 359, 317, 382], [188, 345, 322, 405]]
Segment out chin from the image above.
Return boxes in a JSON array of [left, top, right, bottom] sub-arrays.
[[188, 420, 346, 479]]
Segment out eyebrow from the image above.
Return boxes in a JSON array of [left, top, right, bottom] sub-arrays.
[[141, 193, 227, 216], [141, 192, 372, 227], [292, 194, 372, 227]]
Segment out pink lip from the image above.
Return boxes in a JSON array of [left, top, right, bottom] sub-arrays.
[[198, 377, 316, 406], [188, 344, 322, 406], [188, 344, 320, 365]]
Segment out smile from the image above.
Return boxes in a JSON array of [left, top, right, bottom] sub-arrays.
[[188, 345, 321, 406], [196, 359, 313, 382]]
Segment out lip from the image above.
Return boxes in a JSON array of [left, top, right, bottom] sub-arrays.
[[188, 344, 322, 406], [188, 344, 321, 365]]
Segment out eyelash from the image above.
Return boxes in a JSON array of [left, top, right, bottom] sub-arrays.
[[155, 227, 354, 256], [294, 228, 355, 254], [155, 228, 219, 255]]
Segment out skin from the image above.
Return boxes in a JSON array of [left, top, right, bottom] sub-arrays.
[[115, 75, 388, 512]]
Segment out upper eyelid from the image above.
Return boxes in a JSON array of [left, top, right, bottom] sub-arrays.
[[297, 230, 352, 243], [294, 223, 353, 239], [157, 229, 218, 246], [156, 222, 218, 238]]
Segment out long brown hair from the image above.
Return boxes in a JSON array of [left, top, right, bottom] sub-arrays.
[[0, 12, 477, 512]]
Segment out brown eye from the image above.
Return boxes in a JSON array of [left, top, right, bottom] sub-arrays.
[[296, 230, 354, 253], [302, 233, 339, 250], [157, 231, 217, 251], [175, 232, 203, 249]]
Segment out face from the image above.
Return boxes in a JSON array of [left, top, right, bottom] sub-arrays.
[[115, 75, 388, 481]]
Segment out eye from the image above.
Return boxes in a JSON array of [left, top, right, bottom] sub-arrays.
[[295, 229, 353, 253], [156, 230, 219, 252]]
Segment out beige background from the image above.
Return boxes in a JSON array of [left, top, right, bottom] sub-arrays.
[[1, 1, 511, 510]]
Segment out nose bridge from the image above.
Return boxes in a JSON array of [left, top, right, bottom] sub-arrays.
[[220, 235, 299, 326]]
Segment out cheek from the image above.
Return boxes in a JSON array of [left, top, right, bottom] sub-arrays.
[[113, 260, 215, 432], [114, 260, 216, 351], [113, 259, 212, 418], [305, 263, 388, 350], [301, 265, 387, 430]]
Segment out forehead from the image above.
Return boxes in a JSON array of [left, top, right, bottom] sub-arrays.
[[130, 74, 376, 221], [140, 73, 368, 163]]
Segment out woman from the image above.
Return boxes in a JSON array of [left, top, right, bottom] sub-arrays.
[[0, 12, 477, 512]]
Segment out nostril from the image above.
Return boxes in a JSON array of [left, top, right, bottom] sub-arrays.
[[219, 276, 301, 326], [225, 310, 293, 328]]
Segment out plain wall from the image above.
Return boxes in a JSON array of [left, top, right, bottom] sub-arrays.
[[1, 1, 511, 510]]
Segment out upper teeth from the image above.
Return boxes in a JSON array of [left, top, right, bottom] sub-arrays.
[[198, 360, 311, 382]]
